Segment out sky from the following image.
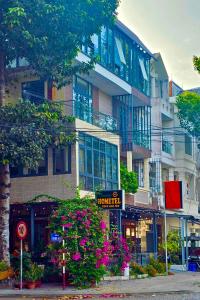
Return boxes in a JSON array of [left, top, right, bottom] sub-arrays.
[[118, 0, 200, 89]]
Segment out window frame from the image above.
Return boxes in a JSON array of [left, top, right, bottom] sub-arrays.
[[10, 149, 48, 178], [53, 145, 72, 175], [79, 133, 119, 191]]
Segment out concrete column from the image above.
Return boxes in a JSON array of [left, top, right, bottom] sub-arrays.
[[127, 151, 133, 172], [151, 76, 156, 98], [153, 214, 158, 258], [144, 158, 150, 190], [155, 159, 162, 193], [178, 171, 185, 205], [180, 217, 185, 265]]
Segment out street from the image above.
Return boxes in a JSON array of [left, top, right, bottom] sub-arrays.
[[0, 273, 200, 300], [2, 293, 200, 300]]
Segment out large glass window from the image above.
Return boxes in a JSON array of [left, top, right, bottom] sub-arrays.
[[73, 76, 93, 124], [79, 133, 118, 191], [82, 26, 151, 96], [10, 150, 48, 177], [53, 146, 71, 174]]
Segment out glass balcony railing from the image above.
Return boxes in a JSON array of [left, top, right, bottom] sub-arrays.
[[162, 139, 173, 155], [72, 100, 118, 133]]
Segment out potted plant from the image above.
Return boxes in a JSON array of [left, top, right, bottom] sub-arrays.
[[0, 261, 13, 281], [24, 263, 44, 289]]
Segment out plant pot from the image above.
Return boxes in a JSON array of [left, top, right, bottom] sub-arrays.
[[14, 282, 26, 289], [26, 281, 37, 289], [35, 280, 42, 287]]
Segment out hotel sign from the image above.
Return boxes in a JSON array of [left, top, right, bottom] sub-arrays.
[[95, 190, 125, 210]]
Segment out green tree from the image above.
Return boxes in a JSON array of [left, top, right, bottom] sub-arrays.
[[0, 100, 75, 262], [176, 91, 200, 135], [159, 230, 182, 264], [0, 0, 119, 104], [0, 0, 119, 263], [193, 56, 200, 75], [120, 163, 138, 194]]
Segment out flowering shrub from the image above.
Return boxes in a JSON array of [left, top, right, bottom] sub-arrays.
[[48, 195, 110, 288], [108, 231, 131, 275]]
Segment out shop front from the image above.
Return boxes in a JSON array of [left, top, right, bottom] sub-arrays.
[[110, 206, 163, 265], [10, 202, 57, 262]]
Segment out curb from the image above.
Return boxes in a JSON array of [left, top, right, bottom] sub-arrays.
[[0, 290, 196, 298]]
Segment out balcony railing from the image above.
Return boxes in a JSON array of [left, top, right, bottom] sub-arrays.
[[162, 139, 173, 155], [72, 100, 118, 132]]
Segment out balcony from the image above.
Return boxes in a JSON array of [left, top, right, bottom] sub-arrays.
[[72, 100, 118, 132], [162, 139, 173, 155]]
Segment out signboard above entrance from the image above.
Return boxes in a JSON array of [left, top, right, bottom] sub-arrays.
[[95, 190, 125, 210]]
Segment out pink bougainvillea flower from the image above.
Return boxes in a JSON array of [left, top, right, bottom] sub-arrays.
[[81, 209, 87, 217], [63, 222, 73, 228], [100, 255, 109, 266], [121, 261, 128, 270], [103, 241, 110, 247], [72, 252, 81, 261], [79, 237, 88, 246], [96, 248, 102, 257], [100, 220, 107, 230]]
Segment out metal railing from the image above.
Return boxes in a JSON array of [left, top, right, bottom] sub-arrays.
[[73, 99, 118, 132]]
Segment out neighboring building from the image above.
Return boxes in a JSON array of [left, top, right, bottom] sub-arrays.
[[7, 20, 160, 260], [151, 58, 200, 257]]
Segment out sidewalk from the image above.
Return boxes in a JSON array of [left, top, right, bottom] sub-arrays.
[[0, 272, 200, 298]]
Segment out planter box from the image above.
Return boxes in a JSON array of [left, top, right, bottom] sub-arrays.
[[103, 276, 129, 281], [136, 274, 148, 279], [0, 268, 13, 281]]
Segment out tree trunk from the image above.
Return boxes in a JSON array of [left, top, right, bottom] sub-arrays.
[[0, 52, 5, 106], [0, 164, 11, 264]]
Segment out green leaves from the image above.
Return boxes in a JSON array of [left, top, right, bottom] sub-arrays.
[[176, 91, 200, 136], [120, 163, 138, 194], [0, 99, 75, 168], [1, 0, 119, 87]]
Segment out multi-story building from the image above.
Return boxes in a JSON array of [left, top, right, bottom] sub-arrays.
[[151, 56, 200, 259], [7, 20, 162, 260]]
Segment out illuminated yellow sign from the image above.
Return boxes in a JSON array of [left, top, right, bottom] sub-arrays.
[[95, 190, 125, 210]]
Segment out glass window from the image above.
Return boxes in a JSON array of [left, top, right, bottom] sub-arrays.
[[79, 133, 118, 191], [185, 134, 192, 156], [81, 26, 151, 96], [91, 34, 99, 55], [115, 37, 126, 65], [133, 160, 144, 188], [139, 57, 148, 81], [79, 147, 85, 174], [87, 149, 92, 174], [100, 26, 108, 66], [11, 150, 48, 177], [53, 147, 71, 174], [22, 80, 44, 104]]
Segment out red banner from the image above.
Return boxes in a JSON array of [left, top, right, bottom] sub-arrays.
[[164, 181, 183, 210]]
